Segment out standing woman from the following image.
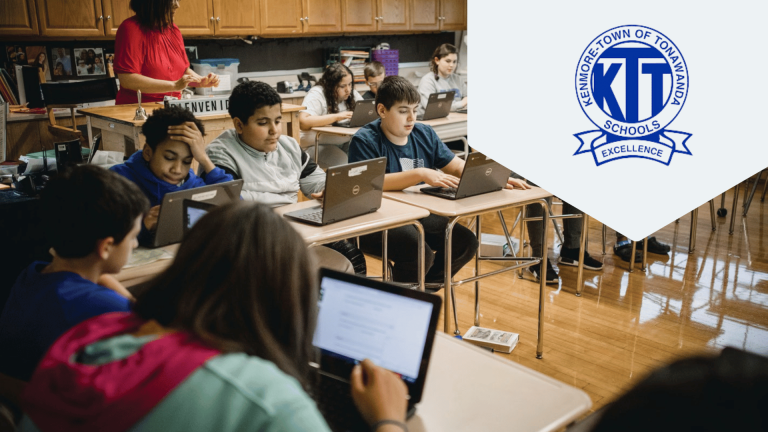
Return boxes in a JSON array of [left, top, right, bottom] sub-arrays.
[[298, 63, 363, 167], [114, 0, 220, 105], [417, 43, 467, 116]]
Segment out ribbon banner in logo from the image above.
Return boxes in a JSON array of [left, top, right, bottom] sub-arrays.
[[574, 130, 691, 166]]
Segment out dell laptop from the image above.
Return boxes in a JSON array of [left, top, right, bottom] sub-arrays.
[[334, 99, 379, 128], [417, 91, 455, 121], [421, 152, 511, 200], [284, 157, 386, 226], [182, 199, 217, 236], [313, 269, 441, 432], [152, 179, 244, 247]]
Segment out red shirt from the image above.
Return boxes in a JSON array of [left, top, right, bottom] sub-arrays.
[[113, 16, 190, 105]]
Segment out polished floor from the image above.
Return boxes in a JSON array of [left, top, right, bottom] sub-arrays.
[[365, 181, 768, 413]]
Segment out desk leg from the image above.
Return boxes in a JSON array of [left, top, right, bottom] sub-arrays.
[[86, 117, 94, 153], [444, 217, 460, 335], [290, 111, 301, 143], [575, 213, 587, 297], [474, 215, 481, 326], [315, 133, 321, 165], [518, 205, 528, 278], [382, 229, 388, 281], [413, 222, 425, 292], [537, 199, 550, 359], [729, 183, 740, 235]]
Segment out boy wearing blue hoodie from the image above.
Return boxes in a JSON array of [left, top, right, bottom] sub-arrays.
[[111, 106, 233, 246]]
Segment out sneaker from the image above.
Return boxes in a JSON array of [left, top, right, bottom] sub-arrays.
[[558, 247, 604, 270], [614, 242, 644, 262], [637, 236, 671, 255], [525, 260, 559, 284]]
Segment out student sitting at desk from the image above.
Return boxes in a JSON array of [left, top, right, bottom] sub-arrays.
[[298, 63, 363, 168], [206, 81, 359, 274], [0, 166, 147, 382], [348, 76, 528, 285], [417, 43, 467, 117], [362, 61, 385, 100], [110, 106, 233, 246], [19, 202, 408, 432]]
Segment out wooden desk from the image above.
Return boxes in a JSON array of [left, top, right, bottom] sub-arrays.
[[274, 199, 431, 290], [408, 333, 591, 431], [79, 103, 305, 155], [115, 244, 178, 288], [384, 186, 554, 358]]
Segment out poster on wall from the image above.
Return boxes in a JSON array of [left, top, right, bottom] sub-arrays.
[[25, 46, 51, 81], [50, 47, 73, 78], [73, 48, 106, 76]]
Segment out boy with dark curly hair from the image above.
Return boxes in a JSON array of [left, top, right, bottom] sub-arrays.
[[110, 105, 233, 245]]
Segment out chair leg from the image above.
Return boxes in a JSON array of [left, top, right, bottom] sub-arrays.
[[762, 173, 768, 202], [629, 241, 637, 272], [641, 235, 649, 271], [689, 208, 697, 253], [709, 200, 716, 231], [743, 169, 764, 217], [601, 224, 606, 255], [718, 193, 727, 217], [729, 183, 740, 235]]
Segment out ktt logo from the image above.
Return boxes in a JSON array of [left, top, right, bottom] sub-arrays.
[[574, 25, 692, 166]]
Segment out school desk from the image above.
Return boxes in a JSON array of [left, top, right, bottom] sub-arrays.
[[408, 332, 592, 432], [79, 103, 305, 156]]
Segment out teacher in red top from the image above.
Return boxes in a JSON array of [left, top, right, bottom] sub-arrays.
[[114, 0, 220, 105]]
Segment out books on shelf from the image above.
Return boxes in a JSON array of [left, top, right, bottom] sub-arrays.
[[340, 49, 370, 83], [462, 326, 519, 353]]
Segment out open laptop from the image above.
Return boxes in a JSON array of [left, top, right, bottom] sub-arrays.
[[421, 152, 511, 200], [313, 269, 442, 432], [152, 179, 244, 247], [334, 99, 379, 128], [284, 157, 386, 226], [417, 91, 455, 121]]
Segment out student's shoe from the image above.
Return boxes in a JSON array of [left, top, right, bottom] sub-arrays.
[[525, 260, 559, 284], [614, 241, 644, 262], [558, 247, 604, 270], [636, 236, 671, 254]]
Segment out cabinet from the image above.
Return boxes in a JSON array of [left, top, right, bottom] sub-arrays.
[[410, 0, 464, 31], [212, 0, 261, 35], [342, 0, 408, 33], [37, 0, 105, 37], [101, 0, 132, 36], [261, 0, 340, 35], [0, 0, 39, 36], [174, 0, 214, 36]]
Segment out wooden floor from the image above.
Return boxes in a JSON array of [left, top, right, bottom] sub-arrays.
[[365, 181, 768, 413]]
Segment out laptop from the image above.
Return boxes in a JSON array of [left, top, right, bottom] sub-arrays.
[[421, 152, 511, 200], [152, 179, 244, 247], [313, 269, 442, 432], [456, 107, 468, 114], [284, 157, 386, 226], [417, 91, 455, 121], [334, 99, 379, 128], [182, 199, 217, 235]]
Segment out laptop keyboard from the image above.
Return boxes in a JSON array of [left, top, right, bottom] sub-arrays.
[[298, 209, 324, 223], [317, 374, 369, 432]]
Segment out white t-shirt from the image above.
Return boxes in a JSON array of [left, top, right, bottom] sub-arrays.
[[300, 85, 363, 148]]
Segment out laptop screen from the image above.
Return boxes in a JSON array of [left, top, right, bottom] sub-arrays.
[[313, 275, 434, 383], [186, 206, 208, 230]]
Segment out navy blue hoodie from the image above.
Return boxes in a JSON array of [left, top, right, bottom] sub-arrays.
[[110, 150, 233, 244]]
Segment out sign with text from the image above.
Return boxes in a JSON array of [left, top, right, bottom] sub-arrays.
[[164, 96, 230, 117]]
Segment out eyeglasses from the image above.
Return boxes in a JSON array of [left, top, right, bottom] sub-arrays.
[[368, 81, 382, 88]]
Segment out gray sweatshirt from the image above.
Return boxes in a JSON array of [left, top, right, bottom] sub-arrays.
[[417, 72, 467, 115], [206, 129, 325, 207]]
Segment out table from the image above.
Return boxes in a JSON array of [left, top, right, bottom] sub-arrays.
[[384, 186, 555, 358], [116, 244, 179, 288], [79, 103, 305, 156], [408, 333, 592, 432], [310, 112, 468, 163], [274, 199, 431, 290]]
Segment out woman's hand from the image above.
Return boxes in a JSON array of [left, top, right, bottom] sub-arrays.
[[336, 111, 354, 122], [195, 73, 220, 88], [350, 359, 408, 426], [144, 205, 161, 231], [168, 122, 215, 173], [174, 74, 201, 91]]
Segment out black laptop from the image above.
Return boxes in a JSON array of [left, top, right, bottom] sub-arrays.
[[284, 158, 386, 226], [152, 180, 244, 247], [421, 152, 511, 200], [417, 91, 455, 121], [334, 100, 379, 128], [313, 269, 442, 432]]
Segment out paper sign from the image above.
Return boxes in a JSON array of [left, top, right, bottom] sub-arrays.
[[349, 165, 368, 177], [192, 190, 217, 201]]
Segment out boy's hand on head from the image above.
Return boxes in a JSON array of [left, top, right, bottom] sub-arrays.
[[144, 205, 160, 231], [350, 359, 408, 426], [421, 169, 460, 189], [168, 122, 216, 173], [505, 178, 531, 190]]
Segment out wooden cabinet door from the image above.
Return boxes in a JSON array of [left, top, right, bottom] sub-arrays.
[[260, 0, 302, 35], [303, 0, 341, 34], [174, 0, 214, 36], [0, 0, 39, 36], [213, 0, 260, 35], [37, 0, 105, 37], [440, 0, 464, 30], [102, 0, 133, 36], [378, 0, 408, 31], [341, 0, 376, 33], [410, 0, 438, 31]]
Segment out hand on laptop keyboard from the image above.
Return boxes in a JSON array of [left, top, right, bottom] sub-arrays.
[[350, 359, 409, 426], [422, 170, 460, 189], [437, 187, 458, 194]]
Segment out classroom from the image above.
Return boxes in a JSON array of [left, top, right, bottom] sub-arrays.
[[1, 1, 767, 431]]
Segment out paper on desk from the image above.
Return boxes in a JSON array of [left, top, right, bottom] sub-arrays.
[[90, 151, 124, 167], [123, 247, 174, 269], [23, 158, 57, 174]]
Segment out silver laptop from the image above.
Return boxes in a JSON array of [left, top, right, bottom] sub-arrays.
[[417, 91, 455, 121], [334, 100, 379, 128], [313, 269, 441, 432], [421, 152, 511, 200], [152, 180, 244, 247], [284, 157, 386, 226]]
